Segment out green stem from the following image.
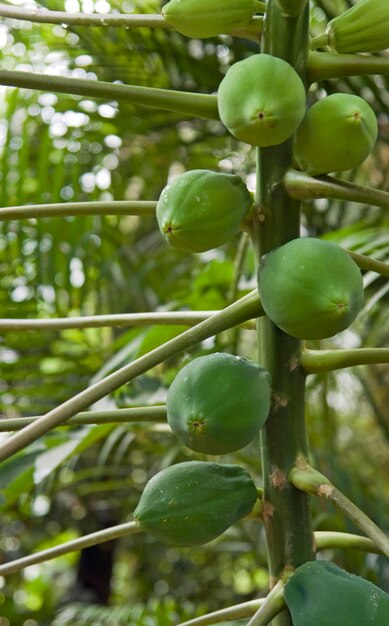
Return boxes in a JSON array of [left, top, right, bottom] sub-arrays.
[[289, 462, 389, 559], [314, 531, 382, 555], [272, 0, 308, 18], [0, 311, 216, 331], [0, 521, 142, 576], [253, 3, 313, 625], [347, 251, 389, 279], [0, 291, 263, 463], [0, 70, 219, 120], [308, 51, 389, 83], [228, 232, 250, 303], [177, 599, 264, 626], [0, 200, 156, 221], [0, 5, 171, 27], [310, 33, 329, 50], [284, 168, 389, 211], [247, 581, 285, 626], [0, 406, 167, 431], [228, 16, 264, 43], [301, 348, 389, 374], [228, 233, 251, 354], [255, 1, 267, 12]]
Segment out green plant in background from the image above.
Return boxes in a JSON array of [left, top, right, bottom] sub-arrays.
[[0, 0, 388, 625]]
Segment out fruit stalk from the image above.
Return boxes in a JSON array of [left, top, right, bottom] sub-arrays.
[[289, 462, 389, 559], [247, 580, 286, 626], [0, 521, 142, 576], [251, 2, 314, 624], [307, 51, 389, 83], [284, 168, 389, 211], [0, 5, 172, 27], [0, 69, 219, 120]]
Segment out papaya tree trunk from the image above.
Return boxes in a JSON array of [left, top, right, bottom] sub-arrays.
[[252, 3, 314, 624]]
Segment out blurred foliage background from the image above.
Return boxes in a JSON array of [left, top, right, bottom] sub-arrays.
[[0, 0, 388, 624]]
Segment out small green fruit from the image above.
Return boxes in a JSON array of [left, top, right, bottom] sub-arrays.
[[326, 0, 389, 54], [133, 461, 258, 546], [284, 560, 389, 625], [161, 0, 255, 39], [294, 93, 378, 175], [156, 169, 252, 253], [258, 238, 364, 340], [218, 54, 306, 147], [167, 352, 271, 454]]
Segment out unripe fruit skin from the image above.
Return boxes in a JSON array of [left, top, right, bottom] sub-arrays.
[[162, 0, 255, 39], [133, 461, 258, 546], [218, 54, 306, 147], [284, 560, 389, 625], [327, 0, 389, 54], [167, 352, 271, 454], [156, 170, 252, 253], [258, 238, 364, 340], [294, 94, 378, 175]]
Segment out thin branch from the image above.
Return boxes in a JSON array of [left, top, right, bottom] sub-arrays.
[[347, 251, 389, 279], [314, 531, 383, 555], [0, 200, 156, 221], [0, 291, 264, 463], [307, 51, 389, 83], [284, 168, 389, 211], [289, 460, 389, 559], [247, 581, 285, 626], [0, 69, 219, 120], [177, 599, 264, 626], [0, 5, 171, 28], [301, 348, 389, 374], [0, 406, 167, 431], [0, 311, 216, 331], [0, 521, 141, 576], [228, 231, 250, 303], [0, 525, 383, 581]]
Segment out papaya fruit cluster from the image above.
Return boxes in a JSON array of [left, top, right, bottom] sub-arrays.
[[134, 353, 271, 546], [157, 31, 379, 255], [217, 55, 378, 174], [142, 0, 377, 553], [162, 0, 388, 55]]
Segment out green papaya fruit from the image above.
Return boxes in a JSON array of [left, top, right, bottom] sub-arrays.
[[166, 352, 271, 455], [162, 0, 255, 39], [156, 170, 252, 253], [284, 560, 389, 625], [294, 93, 378, 175], [326, 0, 389, 54], [258, 238, 364, 340], [217, 54, 306, 147], [133, 461, 258, 546]]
